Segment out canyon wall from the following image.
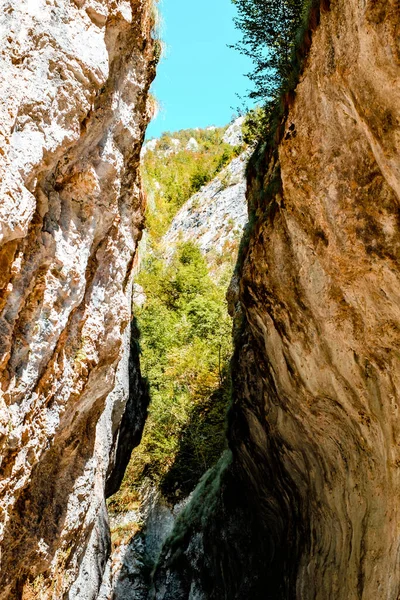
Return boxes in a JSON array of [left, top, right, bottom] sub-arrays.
[[153, 0, 400, 598], [0, 1, 155, 597]]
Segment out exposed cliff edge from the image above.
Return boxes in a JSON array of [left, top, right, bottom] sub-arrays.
[[0, 1, 156, 597], [152, 0, 400, 598]]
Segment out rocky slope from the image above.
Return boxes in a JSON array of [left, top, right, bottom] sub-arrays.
[[152, 0, 400, 598], [0, 1, 156, 597], [162, 150, 248, 262]]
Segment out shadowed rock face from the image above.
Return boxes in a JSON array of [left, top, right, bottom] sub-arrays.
[[0, 1, 156, 597], [237, 0, 400, 595], [153, 0, 400, 598]]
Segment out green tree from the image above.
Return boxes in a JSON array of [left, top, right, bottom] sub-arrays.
[[108, 240, 234, 512], [231, 0, 305, 106]]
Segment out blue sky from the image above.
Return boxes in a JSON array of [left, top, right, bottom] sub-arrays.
[[146, 0, 254, 139]]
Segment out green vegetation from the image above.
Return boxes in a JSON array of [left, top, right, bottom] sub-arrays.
[[142, 127, 242, 242], [241, 105, 270, 145], [233, 0, 327, 142], [109, 239, 234, 512], [232, 0, 305, 105], [108, 123, 246, 515]]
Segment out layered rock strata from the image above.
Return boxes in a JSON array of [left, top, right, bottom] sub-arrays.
[[0, 0, 156, 597], [153, 0, 400, 597]]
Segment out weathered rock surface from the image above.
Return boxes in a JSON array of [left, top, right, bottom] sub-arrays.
[[162, 151, 249, 260], [152, 0, 400, 598], [0, 0, 156, 597], [101, 488, 187, 600], [222, 117, 244, 147]]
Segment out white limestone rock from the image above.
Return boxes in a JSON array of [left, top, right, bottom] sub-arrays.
[[222, 117, 245, 146], [162, 151, 250, 260], [0, 0, 156, 597]]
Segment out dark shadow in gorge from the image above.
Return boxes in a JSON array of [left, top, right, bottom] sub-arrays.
[[147, 324, 303, 600], [112, 528, 153, 600], [106, 317, 151, 498], [159, 379, 230, 505], [110, 369, 231, 598]]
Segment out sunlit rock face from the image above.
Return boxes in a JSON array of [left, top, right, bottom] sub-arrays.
[[237, 0, 400, 596], [0, 0, 155, 597], [153, 0, 400, 597], [162, 151, 249, 260]]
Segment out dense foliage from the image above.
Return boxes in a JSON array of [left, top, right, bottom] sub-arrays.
[[108, 124, 245, 514], [142, 127, 241, 241], [241, 105, 270, 145], [109, 241, 233, 512]]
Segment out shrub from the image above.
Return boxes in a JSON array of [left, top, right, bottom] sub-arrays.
[[241, 105, 269, 144]]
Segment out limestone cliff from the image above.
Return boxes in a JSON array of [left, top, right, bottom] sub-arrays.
[[0, 1, 156, 597], [153, 0, 400, 598], [104, 123, 249, 600], [162, 149, 248, 262]]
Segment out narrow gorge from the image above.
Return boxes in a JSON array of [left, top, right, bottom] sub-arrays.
[[1, 0, 400, 599]]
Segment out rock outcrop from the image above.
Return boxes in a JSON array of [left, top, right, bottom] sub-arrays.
[[0, 1, 156, 597], [222, 117, 244, 147], [152, 0, 400, 598], [162, 151, 248, 261]]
